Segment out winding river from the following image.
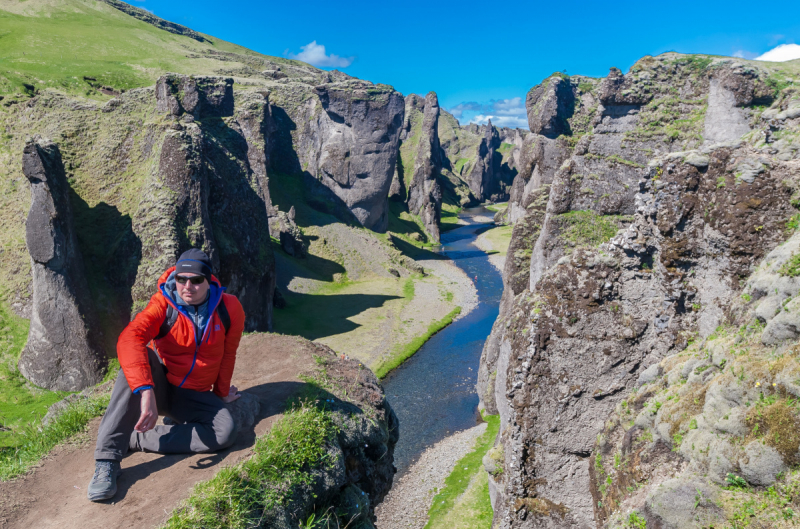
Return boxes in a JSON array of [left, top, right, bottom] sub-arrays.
[[383, 207, 503, 474]]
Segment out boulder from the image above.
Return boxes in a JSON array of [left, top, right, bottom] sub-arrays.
[[18, 139, 107, 391]]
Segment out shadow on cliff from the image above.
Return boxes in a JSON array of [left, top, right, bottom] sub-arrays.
[[201, 117, 280, 332], [70, 192, 141, 358], [269, 107, 361, 230], [272, 291, 403, 340], [111, 380, 310, 501]]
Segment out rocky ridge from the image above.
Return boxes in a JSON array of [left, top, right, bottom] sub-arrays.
[[478, 53, 800, 528]]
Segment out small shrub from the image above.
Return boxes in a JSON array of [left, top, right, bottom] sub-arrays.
[[725, 473, 749, 490], [779, 252, 800, 277], [627, 511, 647, 528]]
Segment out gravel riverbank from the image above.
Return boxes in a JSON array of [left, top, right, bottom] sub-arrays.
[[375, 423, 487, 529]]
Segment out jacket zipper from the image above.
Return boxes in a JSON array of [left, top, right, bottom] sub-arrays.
[[177, 293, 223, 388]]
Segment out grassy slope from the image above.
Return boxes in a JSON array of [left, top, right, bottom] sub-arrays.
[[0, 0, 307, 98], [425, 414, 500, 529], [0, 302, 69, 449], [0, 0, 311, 454], [477, 224, 513, 259]]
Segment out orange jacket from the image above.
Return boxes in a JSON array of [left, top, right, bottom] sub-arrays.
[[117, 267, 245, 398]]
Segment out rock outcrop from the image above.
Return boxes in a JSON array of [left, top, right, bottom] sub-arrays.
[[467, 121, 499, 201], [155, 74, 234, 118], [406, 92, 443, 242], [280, 81, 404, 232], [393, 93, 444, 241], [18, 139, 107, 391], [130, 74, 277, 330], [478, 53, 800, 528]]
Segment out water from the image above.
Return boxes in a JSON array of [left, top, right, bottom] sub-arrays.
[[382, 207, 503, 474]]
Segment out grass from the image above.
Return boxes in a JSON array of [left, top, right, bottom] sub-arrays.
[[479, 225, 513, 256], [0, 392, 111, 481], [273, 278, 409, 344], [425, 413, 500, 529], [556, 210, 632, 249], [0, 301, 71, 450], [483, 202, 507, 213], [440, 202, 463, 232], [164, 400, 338, 528], [374, 306, 461, 379], [387, 200, 438, 246], [0, 0, 299, 99]]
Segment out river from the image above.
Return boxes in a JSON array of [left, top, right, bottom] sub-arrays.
[[382, 207, 503, 474]]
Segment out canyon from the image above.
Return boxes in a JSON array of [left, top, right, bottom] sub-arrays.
[[1, 1, 800, 528]]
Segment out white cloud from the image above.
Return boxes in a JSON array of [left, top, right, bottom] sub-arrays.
[[755, 43, 800, 62], [470, 114, 529, 129], [448, 102, 481, 119], [449, 97, 529, 129], [287, 41, 354, 68]]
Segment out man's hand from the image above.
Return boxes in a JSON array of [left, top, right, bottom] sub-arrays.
[[134, 388, 158, 433], [222, 385, 241, 404]]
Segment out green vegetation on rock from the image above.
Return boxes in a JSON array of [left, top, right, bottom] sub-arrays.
[[164, 400, 337, 529], [556, 210, 632, 249]]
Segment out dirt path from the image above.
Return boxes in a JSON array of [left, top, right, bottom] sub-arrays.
[[0, 334, 318, 529]]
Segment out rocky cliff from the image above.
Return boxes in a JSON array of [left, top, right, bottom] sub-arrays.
[[478, 53, 800, 528], [18, 138, 107, 391], [393, 93, 444, 241]]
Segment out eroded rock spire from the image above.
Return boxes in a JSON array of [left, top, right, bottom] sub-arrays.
[[19, 138, 107, 391]]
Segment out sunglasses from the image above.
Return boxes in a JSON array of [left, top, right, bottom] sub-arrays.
[[176, 275, 206, 285]]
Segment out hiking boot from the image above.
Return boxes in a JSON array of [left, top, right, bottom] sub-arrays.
[[87, 460, 121, 502]]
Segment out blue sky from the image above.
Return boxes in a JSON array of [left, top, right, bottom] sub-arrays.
[[134, 0, 800, 128]]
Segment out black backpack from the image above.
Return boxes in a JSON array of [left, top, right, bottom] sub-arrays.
[[154, 300, 231, 340]]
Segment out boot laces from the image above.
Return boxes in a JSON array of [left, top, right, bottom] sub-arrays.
[[93, 461, 115, 483]]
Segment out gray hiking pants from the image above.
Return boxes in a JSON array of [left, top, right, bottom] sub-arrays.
[[94, 348, 236, 461]]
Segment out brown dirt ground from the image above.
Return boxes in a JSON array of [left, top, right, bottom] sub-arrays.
[[0, 333, 320, 529]]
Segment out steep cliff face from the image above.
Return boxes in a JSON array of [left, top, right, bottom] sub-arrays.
[[478, 53, 800, 528], [276, 80, 405, 232], [393, 93, 444, 241], [18, 139, 107, 391], [132, 74, 277, 331]]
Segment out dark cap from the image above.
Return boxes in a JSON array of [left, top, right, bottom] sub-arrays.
[[175, 249, 213, 282]]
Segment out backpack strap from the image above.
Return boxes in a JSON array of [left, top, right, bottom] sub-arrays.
[[154, 298, 231, 340], [216, 297, 231, 334], [155, 305, 179, 340]]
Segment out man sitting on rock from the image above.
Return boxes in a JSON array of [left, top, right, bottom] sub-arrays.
[[88, 249, 245, 502]]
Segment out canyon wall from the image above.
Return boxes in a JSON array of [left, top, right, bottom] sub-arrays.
[[479, 53, 800, 528]]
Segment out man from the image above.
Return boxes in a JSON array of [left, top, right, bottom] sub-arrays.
[[88, 249, 245, 501]]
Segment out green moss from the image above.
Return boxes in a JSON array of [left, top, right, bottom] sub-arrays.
[[425, 413, 500, 529], [556, 210, 632, 249]]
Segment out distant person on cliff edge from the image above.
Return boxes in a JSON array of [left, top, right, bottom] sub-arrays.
[[87, 249, 246, 502]]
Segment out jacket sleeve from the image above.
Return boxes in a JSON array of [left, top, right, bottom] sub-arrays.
[[117, 293, 167, 392], [213, 295, 246, 398]]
